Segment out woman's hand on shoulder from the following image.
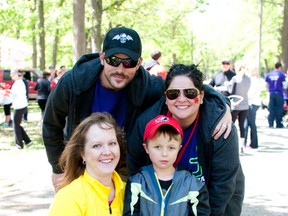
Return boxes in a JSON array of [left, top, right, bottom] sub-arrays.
[[212, 104, 232, 140]]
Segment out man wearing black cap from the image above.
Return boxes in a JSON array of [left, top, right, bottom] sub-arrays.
[[209, 58, 236, 96], [43, 27, 232, 191]]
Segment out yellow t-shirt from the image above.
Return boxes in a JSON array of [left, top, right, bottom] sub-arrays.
[[48, 170, 125, 216]]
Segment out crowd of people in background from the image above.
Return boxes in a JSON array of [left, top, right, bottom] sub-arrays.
[[209, 58, 288, 155], [0, 65, 67, 147]]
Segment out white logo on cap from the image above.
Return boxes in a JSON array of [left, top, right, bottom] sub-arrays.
[[112, 33, 133, 43], [155, 116, 169, 123]]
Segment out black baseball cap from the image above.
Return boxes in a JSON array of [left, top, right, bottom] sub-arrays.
[[103, 27, 142, 61]]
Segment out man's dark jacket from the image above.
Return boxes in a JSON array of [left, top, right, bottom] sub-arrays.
[[42, 53, 165, 173]]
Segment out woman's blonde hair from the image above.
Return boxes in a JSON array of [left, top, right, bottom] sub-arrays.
[[247, 65, 260, 77], [58, 112, 126, 188]]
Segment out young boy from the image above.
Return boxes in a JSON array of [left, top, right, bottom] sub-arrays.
[[123, 115, 210, 216]]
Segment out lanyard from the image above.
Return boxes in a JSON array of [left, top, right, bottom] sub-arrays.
[[166, 111, 199, 167]]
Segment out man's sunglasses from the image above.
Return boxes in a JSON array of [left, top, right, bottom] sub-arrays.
[[222, 61, 230, 65], [165, 87, 200, 100], [104, 56, 138, 68]]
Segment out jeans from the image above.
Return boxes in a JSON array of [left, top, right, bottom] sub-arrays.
[[232, 109, 249, 138], [13, 107, 31, 148], [268, 93, 284, 128], [37, 99, 47, 116], [244, 104, 260, 148], [23, 109, 28, 121]]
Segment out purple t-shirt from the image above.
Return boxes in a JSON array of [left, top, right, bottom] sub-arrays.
[[92, 79, 127, 127], [177, 123, 204, 181], [284, 77, 288, 100], [265, 70, 286, 94]]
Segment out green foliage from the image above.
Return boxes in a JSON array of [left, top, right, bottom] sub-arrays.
[[0, 1, 34, 37], [260, 0, 284, 68], [0, 0, 286, 74]]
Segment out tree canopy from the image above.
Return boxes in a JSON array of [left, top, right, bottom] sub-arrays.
[[0, 0, 287, 77]]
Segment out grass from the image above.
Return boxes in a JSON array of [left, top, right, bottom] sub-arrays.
[[0, 102, 44, 151]]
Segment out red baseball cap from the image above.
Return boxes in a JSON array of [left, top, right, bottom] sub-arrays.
[[143, 115, 183, 142]]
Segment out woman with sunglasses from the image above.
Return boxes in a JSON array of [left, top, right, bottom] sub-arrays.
[[127, 64, 244, 216]]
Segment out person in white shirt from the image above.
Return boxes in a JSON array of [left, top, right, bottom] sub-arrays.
[[10, 69, 32, 149]]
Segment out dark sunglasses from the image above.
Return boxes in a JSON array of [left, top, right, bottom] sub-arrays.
[[104, 56, 138, 68], [165, 88, 200, 100], [222, 61, 230, 65]]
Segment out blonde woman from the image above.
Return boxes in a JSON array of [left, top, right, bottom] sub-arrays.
[[48, 112, 126, 215], [244, 65, 262, 149], [228, 60, 251, 153]]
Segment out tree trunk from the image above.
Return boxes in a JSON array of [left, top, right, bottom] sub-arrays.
[[258, 0, 263, 75], [264, 58, 269, 74], [51, 0, 65, 68], [171, 22, 177, 64], [281, 0, 288, 73], [31, 0, 37, 69], [32, 25, 37, 69], [38, 0, 45, 70], [90, 0, 103, 53], [52, 28, 59, 68], [73, 0, 86, 63]]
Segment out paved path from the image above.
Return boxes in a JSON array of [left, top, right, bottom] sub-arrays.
[[0, 109, 287, 215], [0, 150, 54, 216], [240, 110, 288, 216]]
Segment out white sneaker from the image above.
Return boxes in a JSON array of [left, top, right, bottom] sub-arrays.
[[26, 141, 33, 148], [16, 144, 23, 149]]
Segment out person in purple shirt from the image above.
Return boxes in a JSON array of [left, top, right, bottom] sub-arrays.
[[284, 72, 288, 119], [265, 62, 287, 128]]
